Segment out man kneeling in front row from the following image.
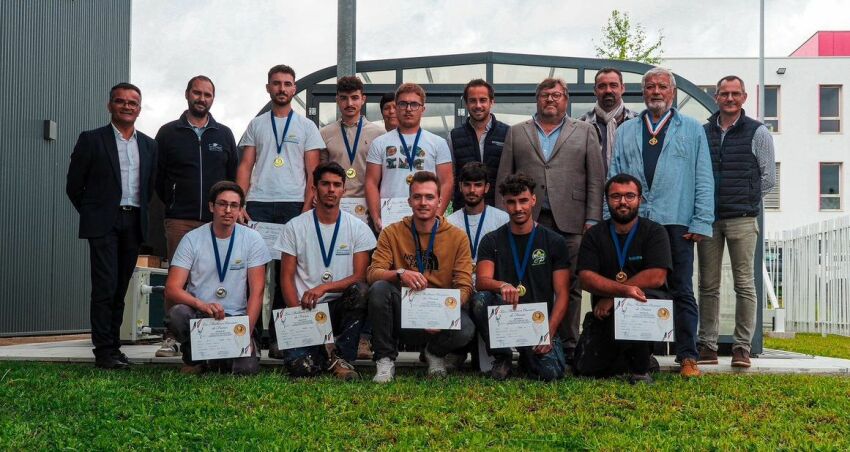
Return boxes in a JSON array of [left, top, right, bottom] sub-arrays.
[[164, 181, 271, 375], [472, 173, 570, 381], [573, 173, 671, 383], [275, 162, 377, 379]]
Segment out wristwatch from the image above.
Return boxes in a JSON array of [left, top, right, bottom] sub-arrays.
[[396, 269, 406, 280]]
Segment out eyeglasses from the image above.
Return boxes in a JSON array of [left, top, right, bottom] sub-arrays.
[[396, 101, 423, 111], [538, 92, 566, 101], [608, 193, 639, 202], [716, 91, 745, 99], [214, 201, 242, 211], [111, 99, 140, 109]]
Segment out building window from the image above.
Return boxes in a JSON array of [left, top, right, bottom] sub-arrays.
[[764, 86, 780, 132], [819, 163, 842, 210], [764, 163, 780, 210], [819, 85, 842, 133]]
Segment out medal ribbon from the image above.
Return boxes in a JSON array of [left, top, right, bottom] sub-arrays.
[[270, 110, 294, 156], [608, 219, 640, 274], [643, 110, 672, 140], [210, 224, 236, 283], [341, 116, 364, 166], [313, 210, 342, 269], [463, 207, 487, 260], [410, 219, 439, 274], [397, 128, 422, 173], [507, 225, 538, 286]]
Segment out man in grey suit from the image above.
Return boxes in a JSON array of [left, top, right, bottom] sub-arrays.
[[496, 77, 605, 365]]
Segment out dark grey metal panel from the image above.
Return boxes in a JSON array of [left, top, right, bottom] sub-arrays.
[[0, 0, 131, 335]]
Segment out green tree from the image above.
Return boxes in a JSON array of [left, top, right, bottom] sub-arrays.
[[594, 10, 664, 65]]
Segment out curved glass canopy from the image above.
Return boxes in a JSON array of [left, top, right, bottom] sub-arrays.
[[272, 52, 716, 138]]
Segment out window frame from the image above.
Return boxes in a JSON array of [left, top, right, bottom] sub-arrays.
[[762, 85, 780, 133], [818, 85, 842, 134], [818, 162, 843, 211]]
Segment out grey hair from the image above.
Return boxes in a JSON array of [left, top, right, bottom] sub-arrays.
[[535, 77, 569, 97], [642, 67, 677, 90]]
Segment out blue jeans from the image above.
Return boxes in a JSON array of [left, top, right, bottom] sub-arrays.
[[665, 224, 699, 361], [246, 201, 304, 345], [281, 283, 368, 377], [470, 291, 567, 381]]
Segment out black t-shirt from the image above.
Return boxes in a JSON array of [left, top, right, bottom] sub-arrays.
[[576, 217, 672, 306], [477, 224, 571, 312]]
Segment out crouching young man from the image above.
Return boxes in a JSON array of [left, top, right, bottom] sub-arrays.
[[164, 181, 271, 375], [366, 171, 476, 383], [471, 174, 570, 381], [275, 162, 377, 379]]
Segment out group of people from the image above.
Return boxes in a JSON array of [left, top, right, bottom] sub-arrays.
[[66, 63, 775, 384]]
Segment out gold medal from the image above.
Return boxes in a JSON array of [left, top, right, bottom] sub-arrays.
[[273, 156, 284, 167], [346, 168, 356, 179], [648, 136, 658, 146], [517, 283, 527, 297], [616, 271, 628, 283], [406, 173, 414, 185]]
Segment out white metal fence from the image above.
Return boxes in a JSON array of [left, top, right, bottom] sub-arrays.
[[765, 215, 850, 336]]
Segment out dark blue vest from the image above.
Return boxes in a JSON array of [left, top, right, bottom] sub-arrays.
[[704, 111, 762, 219], [450, 115, 509, 210]]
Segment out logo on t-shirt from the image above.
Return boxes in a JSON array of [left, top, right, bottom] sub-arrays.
[[229, 258, 246, 270], [531, 249, 546, 265], [386, 146, 398, 157], [336, 243, 351, 256], [403, 252, 439, 272], [628, 255, 643, 262], [208, 143, 224, 152]]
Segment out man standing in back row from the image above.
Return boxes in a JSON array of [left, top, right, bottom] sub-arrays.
[[698, 75, 775, 369], [608, 67, 714, 378], [236, 64, 325, 357], [578, 68, 639, 175], [496, 77, 605, 365]]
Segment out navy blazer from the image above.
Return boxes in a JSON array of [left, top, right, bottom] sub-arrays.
[[66, 124, 158, 241]]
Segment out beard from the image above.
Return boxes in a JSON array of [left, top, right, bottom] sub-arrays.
[[611, 206, 638, 224]]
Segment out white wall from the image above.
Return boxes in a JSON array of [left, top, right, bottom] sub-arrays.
[[662, 57, 850, 234]]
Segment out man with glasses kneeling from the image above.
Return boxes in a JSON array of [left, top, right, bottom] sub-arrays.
[[164, 181, 271, 375], [573, 174, 671, 384]]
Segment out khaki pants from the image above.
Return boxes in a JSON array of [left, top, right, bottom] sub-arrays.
[[697, 217, 759, 352]]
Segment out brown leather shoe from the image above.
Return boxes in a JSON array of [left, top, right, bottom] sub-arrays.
[[180, 363, 206, 375], [731, 348, 752, 368], [698, 345, 719, 365], [680, 358, 702, 378], [357, 336, 373, 360], [328, 358, 360, 381]]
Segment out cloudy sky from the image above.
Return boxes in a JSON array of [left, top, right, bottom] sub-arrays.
[[131, 0, 846, 136]]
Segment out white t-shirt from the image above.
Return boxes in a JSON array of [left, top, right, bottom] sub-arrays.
[[274, 210, 376, 303], [171, 223, 272, 316], [446, 206, 511, 261], [239, 110, 325, 202], [366, 128, 452, 198]]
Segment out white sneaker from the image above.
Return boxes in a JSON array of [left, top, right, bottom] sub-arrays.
[[372, 357, 395, 383], [424, 347, 447, 378], [154, 337, 179, 357]]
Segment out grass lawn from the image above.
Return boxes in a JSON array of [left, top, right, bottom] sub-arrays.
[[2, 358, 850, 450], [765, 333, 850, 360]]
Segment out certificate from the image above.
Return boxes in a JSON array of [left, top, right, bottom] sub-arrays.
[[614, 298, 675, 342], [248, 221, 285, 260], [272, 304, 335, 350], [487, 302, 550, 349], [380, 197, 411, 227], [340, 197, 369, 223], [189, 315, 252, 361], [400, 287, 461, 330]]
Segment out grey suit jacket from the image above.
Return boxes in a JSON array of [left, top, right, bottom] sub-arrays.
[[496, 116, 604, 234]]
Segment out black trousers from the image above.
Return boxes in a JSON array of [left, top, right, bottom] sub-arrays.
[[87, 207, 141, 358], [574, 312, 654, 377]]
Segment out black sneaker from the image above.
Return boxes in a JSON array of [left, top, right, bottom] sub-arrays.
[[490, 358, 512, 381]]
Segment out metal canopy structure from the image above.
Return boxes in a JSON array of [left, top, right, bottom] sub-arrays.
[[269, 51, 717, 138]]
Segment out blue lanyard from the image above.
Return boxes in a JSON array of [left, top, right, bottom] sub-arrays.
[[341, 116, 363, 166], [463, 207, 487, 260], [608, 219, 639, 271], [210, 224, 236, 283], [313, 210, 342, 269], [270, 110, 294, 156], [507, 225, 538, 285], [397, 128, 422, 172], [410, 219, 439, 273]]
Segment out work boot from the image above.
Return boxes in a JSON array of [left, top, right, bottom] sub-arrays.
[[357, 336, 373, 360], [679, 358, 702, 378]]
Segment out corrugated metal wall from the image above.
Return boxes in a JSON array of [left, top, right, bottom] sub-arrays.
[[0, 0, 131, 335]]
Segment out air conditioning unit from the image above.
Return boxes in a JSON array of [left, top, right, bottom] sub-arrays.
[[120, 267, 168, 343]]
